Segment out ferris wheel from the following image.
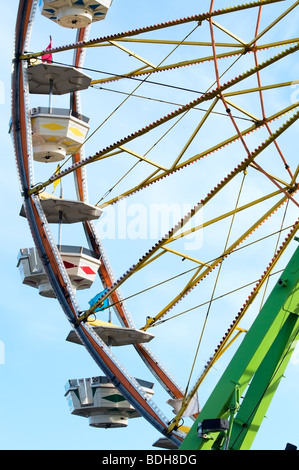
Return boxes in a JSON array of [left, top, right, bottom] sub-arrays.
[[11, 0, 299, 450]]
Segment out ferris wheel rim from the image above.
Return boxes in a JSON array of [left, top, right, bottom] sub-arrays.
[[11, 0, 187, 448], [12, 0, 299, 449]]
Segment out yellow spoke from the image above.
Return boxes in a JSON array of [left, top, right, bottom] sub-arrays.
[[161, 247, 212, 268], [224, 98, 260, 121], [166, 187, 289, 244], [167, 220, 299, 433], [90, 48, 247, 85], [249, 163, 293, 188], [224, 80, 299, 97], [108, 40, 156, 68], [211, 19, 247, 45], [142, 194, 289, 331], [118, 146, 168, 171], [99, 102, 299, 207], [112, 38, 243, 48], [20, 0, 285, 61], [247, 0, 299, 47], [170, 98, 219, 170]]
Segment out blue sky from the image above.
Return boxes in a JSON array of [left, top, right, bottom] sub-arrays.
[[1, 0, 299, 451]]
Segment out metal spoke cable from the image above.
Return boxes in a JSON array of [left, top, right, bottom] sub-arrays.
[[154, 269, 284, 327], [93, 42, 258, 205], [167, 0, 299, 419], [92, 85, 255, 122], [180, 12, 248, 395], [182, 170, 247, 403], [44, 19, 284, 184], [253, 6, 294, 181], [95, 109, 190, 205], [258, 200, 290, 311], [47, 23, 201, 190], [91, 221, 294, 317]]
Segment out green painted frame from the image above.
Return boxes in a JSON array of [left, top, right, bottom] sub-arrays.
[[180, 242, 299, 450]]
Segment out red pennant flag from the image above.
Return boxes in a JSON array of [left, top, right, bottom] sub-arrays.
[[41, 36, 53, 64]]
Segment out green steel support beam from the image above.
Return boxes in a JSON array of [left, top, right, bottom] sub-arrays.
[[230, 311, 299, 450], [180, 242, 299, 450]]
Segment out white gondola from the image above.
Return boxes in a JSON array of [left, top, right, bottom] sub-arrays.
[[20, 192, 103, 224], [40, 0, 113, 29], [66, 319, 155, 347], [28, 63, 91, 163], [17, 246, 101, 297], [31, 107, 90, 162], [65, 376, 154, 428], [27, 63, 91, 95]]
